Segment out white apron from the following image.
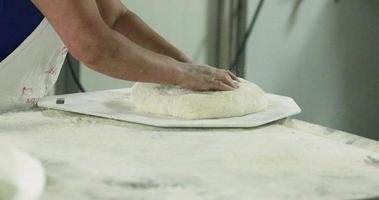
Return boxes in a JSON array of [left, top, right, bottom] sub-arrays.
[[0, 18, 67, 113]]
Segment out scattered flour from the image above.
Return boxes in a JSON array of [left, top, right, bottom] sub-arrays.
[[0, 110, 379, 199]]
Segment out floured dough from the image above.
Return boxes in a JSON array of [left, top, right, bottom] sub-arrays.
[[0, 144, 45, 200], [131, 79, 268, 119]]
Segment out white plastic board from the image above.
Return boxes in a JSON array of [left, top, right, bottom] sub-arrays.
[[38, 88, 301, 128]]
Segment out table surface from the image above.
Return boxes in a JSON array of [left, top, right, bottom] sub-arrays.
[[0, 109, 379, 200]]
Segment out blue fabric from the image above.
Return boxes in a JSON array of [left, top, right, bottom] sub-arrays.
[[0, 0, 43, 61]]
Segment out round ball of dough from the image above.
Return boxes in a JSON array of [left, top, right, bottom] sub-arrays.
[[131, 79, 268, 119]]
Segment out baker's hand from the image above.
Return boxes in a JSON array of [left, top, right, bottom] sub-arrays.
[[176, 63, 239, 91]]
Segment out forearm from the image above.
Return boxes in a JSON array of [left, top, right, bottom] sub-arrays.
[[32, 0, 236, 91], [113, 10, 192, 63], [84, 29, 185, 85]]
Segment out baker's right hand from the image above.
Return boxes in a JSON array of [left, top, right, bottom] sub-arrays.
[[176, 63, 239, 91]]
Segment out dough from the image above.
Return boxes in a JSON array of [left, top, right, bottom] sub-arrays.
[[131, 79, 268, 119], [0, 144, 45, 200]]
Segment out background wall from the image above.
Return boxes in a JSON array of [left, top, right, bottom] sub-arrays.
[[245, 0, 379, 139], [79, 0, 219, 91]]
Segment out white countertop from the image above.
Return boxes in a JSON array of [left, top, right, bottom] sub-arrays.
[[0, 109, 379, 200]]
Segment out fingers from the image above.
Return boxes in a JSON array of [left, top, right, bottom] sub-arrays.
[[215, 70, 238, 89], [211, 80, 235, 91], [224, 73, 237, 88], [178, 64, 240, 91], [226, 70, 239, 81]]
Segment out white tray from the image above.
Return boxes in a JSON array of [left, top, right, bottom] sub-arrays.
[[38, 88, 301, 128]]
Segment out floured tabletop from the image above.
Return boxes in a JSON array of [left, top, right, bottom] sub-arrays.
[[0, 110, 379, 200]]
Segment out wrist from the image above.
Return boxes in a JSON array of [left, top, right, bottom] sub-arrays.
[[170, 62, 189, 86]]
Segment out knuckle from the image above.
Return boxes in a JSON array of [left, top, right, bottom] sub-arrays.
[[221, 69, 228, 74], [216, 81, 224, 87], [205, 76, 215, 83], [224, 74, 232, 80], [208, 69, 217, 76]]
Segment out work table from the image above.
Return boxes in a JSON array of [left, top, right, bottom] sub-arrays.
[[0, 109, 379, 200]]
